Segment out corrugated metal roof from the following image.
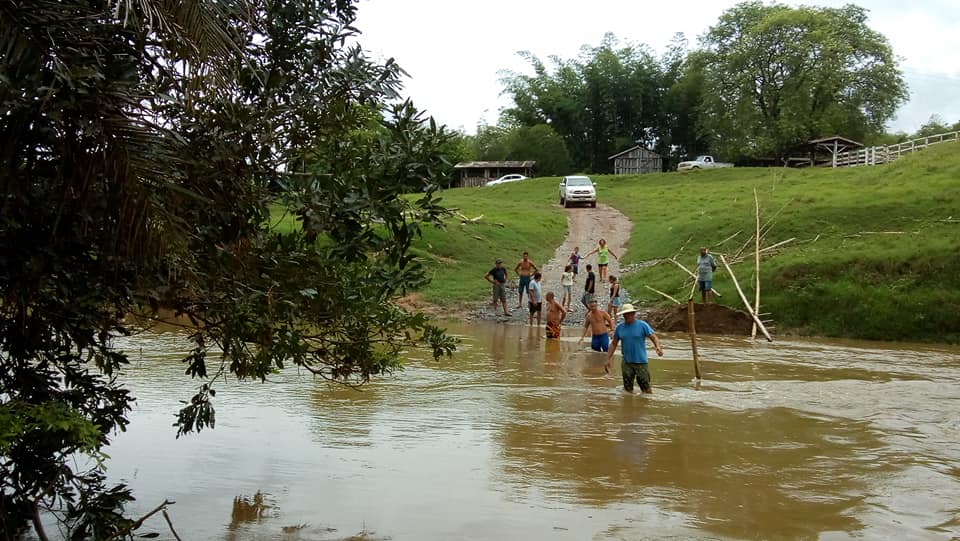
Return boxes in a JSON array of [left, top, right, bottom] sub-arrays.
[[453, 161, 536, 168], [607, 145, 662, 160]]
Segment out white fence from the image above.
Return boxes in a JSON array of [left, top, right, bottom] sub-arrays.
[[834, 130, 959, 167]]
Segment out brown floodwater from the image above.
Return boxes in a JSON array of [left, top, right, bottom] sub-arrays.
[[95, 322, 959, 540]]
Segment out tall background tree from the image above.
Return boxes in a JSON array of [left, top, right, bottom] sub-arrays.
[[500, 34, 668, 173], [697, 1, 908, 161], [0, 0, 455, 537]]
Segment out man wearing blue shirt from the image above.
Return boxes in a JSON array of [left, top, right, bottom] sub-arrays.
[[604, 303, 663, 394]]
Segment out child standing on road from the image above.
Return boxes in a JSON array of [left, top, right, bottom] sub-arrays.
[[560, 265, 575, 311], [607, 275, 621, 320], [569, 247, 582, 282], [528, 272, 544, 326]]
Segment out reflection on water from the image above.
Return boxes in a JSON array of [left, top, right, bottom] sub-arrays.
[[101, 322, 960, 540]]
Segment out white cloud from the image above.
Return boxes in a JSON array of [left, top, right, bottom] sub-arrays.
[[355, 0, 960, 135]]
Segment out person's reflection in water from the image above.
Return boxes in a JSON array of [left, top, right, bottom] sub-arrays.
[[489, 321, 508, 365], [225, 491, 274, 540], [613, 402, 650, 473], [518, 326, 542, 374], [544, 335, 562, 365]]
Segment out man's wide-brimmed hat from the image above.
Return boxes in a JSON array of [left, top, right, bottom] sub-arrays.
[[619, 303, 638, 315], [495, 258, 503, 264]]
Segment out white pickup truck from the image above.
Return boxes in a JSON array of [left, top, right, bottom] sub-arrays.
[[676, 155, 734, 171]]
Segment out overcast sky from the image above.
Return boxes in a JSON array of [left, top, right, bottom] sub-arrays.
[[354, 0, 960, 135]]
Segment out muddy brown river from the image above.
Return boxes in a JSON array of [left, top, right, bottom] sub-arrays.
[[97, 322, 959, 540]]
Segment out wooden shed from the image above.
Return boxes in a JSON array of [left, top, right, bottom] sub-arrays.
[[453, 161, 536, 187], [608, 146, 663, 175]]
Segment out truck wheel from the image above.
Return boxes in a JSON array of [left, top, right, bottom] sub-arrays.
[[559, 196, 564, 205], [590, 201, 597, 208], [563, 199, 570, 208]]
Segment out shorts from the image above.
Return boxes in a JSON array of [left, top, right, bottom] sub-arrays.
[[518, 275, 532, 296], [698, 280, 712, 292], [572, 265, 579, 275], [528, 301, 542, 314], [611, 297, 621, 307], [622, 361, 651, 393], [591, 333, 610, 352], [581, 292, 595, 307], [598, 262, 608, 268], [562, 284, 573, 297], [546, 321, 561, 338], [492, 282, 507, 303]]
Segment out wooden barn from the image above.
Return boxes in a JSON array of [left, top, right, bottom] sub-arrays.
[[453, 160, 536, 187], [608, 146, 663, 175]]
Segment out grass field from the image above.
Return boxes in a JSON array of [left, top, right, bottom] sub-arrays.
[[415, 141, 960, 342]]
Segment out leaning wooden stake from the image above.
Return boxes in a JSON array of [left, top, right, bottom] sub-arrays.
[[752, 189, 761, 339], [645, 285, 681, 304], [687, 299, 702, 379], [719, 254, 773, 342]]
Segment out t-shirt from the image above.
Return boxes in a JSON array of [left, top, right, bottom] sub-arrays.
[[528, 280, 542, 303], [598, 246, 609, 264], [584, 271, 596, 293], [560, 272, 574, 286], [569, 253, 581, 266], [614, 319, 656, 364], [488, 267, 507, 283], [697, 254, 716, 281]]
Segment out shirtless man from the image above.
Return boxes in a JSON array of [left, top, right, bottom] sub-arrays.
[[578, 299, 615, 352], [515, 251, 539, 309], [544, 292, 567, 339]]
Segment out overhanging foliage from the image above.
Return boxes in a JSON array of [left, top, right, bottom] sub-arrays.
[[0, 0, 456, 536]]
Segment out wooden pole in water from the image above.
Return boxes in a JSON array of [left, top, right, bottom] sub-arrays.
[[719, 254, 773, 342], [752, 189, 761, 339], [687, 298, 702, 380]]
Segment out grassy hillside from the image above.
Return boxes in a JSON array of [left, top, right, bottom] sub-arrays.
[[415, 142, 960, 342], [410, 180, 567, 304]]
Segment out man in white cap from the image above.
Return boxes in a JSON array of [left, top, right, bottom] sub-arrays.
[[604, 303, 663, 394]]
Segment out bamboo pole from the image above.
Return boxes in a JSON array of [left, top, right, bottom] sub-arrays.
[[668, 258, 723, 297], [758, 237, 796, 253], [718, 254, 773, 342], [687, 299, 702, 379], [645, 285, 681, 304], [752, 189, 760, 339]]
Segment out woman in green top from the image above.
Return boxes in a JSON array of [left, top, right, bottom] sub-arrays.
[[586, 238, 618, 282]]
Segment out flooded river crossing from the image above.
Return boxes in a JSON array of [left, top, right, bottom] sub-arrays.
[[101, 322, 960, 540]]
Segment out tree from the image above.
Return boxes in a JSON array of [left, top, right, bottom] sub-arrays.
[[471, 122, 572, 176], [697, 1, 908, 161], [504, 124, 572, 176], [0, 0, 455, 537], [660, 35, 711, 164], [912, 114, 953, 138], [500, 34, 665, 172]]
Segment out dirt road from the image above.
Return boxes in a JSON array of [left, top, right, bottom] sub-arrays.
[[469, 204, 633, 326]]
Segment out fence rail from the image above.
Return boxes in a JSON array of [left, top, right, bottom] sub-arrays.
[[834, 130, 959, 167]]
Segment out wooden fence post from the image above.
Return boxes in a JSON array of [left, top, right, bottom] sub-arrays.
[[687, 299, 702, 380]]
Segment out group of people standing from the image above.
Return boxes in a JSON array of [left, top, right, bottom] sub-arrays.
[[483, 242, 718, 395]]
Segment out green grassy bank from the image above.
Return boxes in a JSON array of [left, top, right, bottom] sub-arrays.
[[413, 179, 567, 303], [416, 142, 960, 342]]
